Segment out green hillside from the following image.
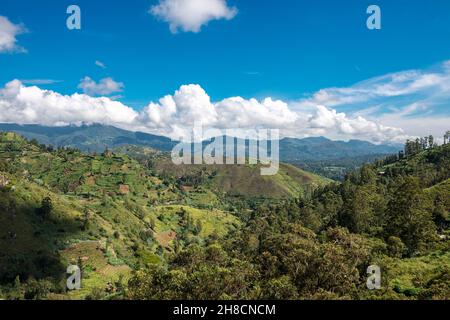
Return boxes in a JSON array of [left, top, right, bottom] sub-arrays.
[[1, 132, 448, 300], [116, 145, 331, 200], [126, 141, 450, 300], [0, 132, 240, 299]]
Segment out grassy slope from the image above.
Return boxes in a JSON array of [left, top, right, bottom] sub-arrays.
[[117, 145, 331, 199], [360, 250, 450, 300], [210, 163, 329, 198], [425, 178, 450, 208], [373, 145, 450, 298], [0, 133, 239, 299]]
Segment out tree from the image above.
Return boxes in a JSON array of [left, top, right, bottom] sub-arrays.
[[405, 139, 417, 156], [418, 268, 450, 300], [386, 236, 406, 258], [36, 196, 53, 219], [9, 275, 23, 300], [82, 208, 90, 230], [341, 185, 379, 234], [415, 138, 421, 154], [428, 135, 434, 148], [385, 177, 436, 254], [261, 276, 299, 300], [432, 193, 449, 232], [360, 164, 377, 185], [444, 131, 450, 145], [23, 278, 52, 300]]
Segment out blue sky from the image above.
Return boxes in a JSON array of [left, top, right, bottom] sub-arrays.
[[0, 0, 449, 142]]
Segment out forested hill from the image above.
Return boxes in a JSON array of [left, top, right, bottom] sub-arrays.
[[0, 123, 400, 157], [296, 141, 449, 239], [0, 123, 176, 152], [126, 141, 450, 300]]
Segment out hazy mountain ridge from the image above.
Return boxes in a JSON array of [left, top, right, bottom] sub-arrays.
[[0, 123, 176, 152], [0, 123, 400, 161]]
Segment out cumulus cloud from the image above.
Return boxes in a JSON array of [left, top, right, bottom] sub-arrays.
[[150, 0, 237, 33], [137, 84, 300, 139], [305, 105, 408, 143], [0, 80, 137, 127], [0, 80, 408, 143], [78, 77, 124, 96], [293, 60, 450, 140], [4, 62, 449, 143], [0, 15, 26, 53]]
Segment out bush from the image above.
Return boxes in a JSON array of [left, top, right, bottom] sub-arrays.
[[387, 236, 406, 258], [23, 278, 53, 300]]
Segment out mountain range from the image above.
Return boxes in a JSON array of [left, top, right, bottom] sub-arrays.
[[0, 123, 401, 161]]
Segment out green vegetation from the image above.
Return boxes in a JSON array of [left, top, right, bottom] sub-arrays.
[[0, 131, 449, 300], [127, 139, 450, 300], [117, 145, 330, 200], [0, 132, 237, 299]]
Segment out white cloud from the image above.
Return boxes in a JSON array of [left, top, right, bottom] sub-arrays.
[[0, 80, 137, 127], [0, 80, 408, 143], [0, 15, 26, 53], [137, 84, 300, 139], [20, 79, 62, 85], [95, 60, 106, 69], [150, 0, 237, 33], [295, 65, 450, 110], [305, 105, 408, 143], [3, 61, 449, 144], [292, 60, 450, 140], [78, 77, 124, 96]]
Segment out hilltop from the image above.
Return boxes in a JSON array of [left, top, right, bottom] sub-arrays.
[[116, 145, 331, 200]]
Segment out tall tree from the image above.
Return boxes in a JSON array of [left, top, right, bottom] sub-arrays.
[[385, 177, 436, 254], [36, 196, 53, 220], [428, 135, 434, 148], [444, 131, 450, 145]]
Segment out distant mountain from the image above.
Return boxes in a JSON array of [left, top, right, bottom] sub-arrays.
[[0, 123, 176, 152], [280, 136, 400, 161], [0, 123, 400, 166]]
